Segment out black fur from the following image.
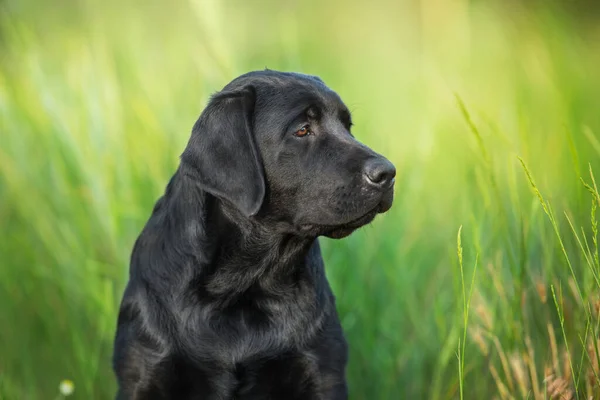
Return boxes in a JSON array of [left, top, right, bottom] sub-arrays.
[[112, 70, 396, 399]]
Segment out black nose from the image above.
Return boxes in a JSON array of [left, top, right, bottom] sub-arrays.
[[364, 158, 396, 189]]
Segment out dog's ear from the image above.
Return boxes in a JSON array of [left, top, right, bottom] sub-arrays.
[[181, 86, 265, 217]]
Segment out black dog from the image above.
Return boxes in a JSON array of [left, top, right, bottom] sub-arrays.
[[112, 70, 396, 399]]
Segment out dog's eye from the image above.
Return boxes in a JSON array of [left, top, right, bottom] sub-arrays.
[[294, 125, 311, 137]]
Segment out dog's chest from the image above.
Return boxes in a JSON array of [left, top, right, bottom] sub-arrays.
[[190, 280, 327, 365]]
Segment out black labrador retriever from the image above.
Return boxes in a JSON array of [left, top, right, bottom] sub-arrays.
[[112, 70, 396, 399]]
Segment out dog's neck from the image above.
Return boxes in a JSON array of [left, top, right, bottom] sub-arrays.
[[208, 194, 318, 296], [162, 168, 318, 302]]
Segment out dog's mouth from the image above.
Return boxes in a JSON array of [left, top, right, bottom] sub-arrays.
[[322, 209, 379, 239], [321, 188, 394, 239], [297, 186, 394, 239]]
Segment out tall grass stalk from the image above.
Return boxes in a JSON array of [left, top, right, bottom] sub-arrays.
[[550, 284, 579, 399], [456, 225, 478, 400], [518, 157, 587, 308]]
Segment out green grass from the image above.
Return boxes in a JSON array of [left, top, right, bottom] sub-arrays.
[[1, 0, 600, 398]]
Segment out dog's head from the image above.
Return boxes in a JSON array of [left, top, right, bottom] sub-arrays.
[[181, 70, 395, 239]]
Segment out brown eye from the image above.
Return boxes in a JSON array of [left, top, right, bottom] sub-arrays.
[[295, 125, 310, 137]]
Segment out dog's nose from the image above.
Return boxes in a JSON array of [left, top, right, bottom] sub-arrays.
[[364, 158, 396, 189]]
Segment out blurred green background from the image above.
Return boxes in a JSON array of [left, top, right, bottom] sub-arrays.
[[2, 0, 600, 398]]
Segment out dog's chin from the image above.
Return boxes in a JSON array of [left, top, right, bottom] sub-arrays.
[[323, 191, 394, 239], [322, 209, 378, 239], [299, 188, 394, 239]]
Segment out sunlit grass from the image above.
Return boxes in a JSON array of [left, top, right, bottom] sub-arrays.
[[1, 0, 600, 398]]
